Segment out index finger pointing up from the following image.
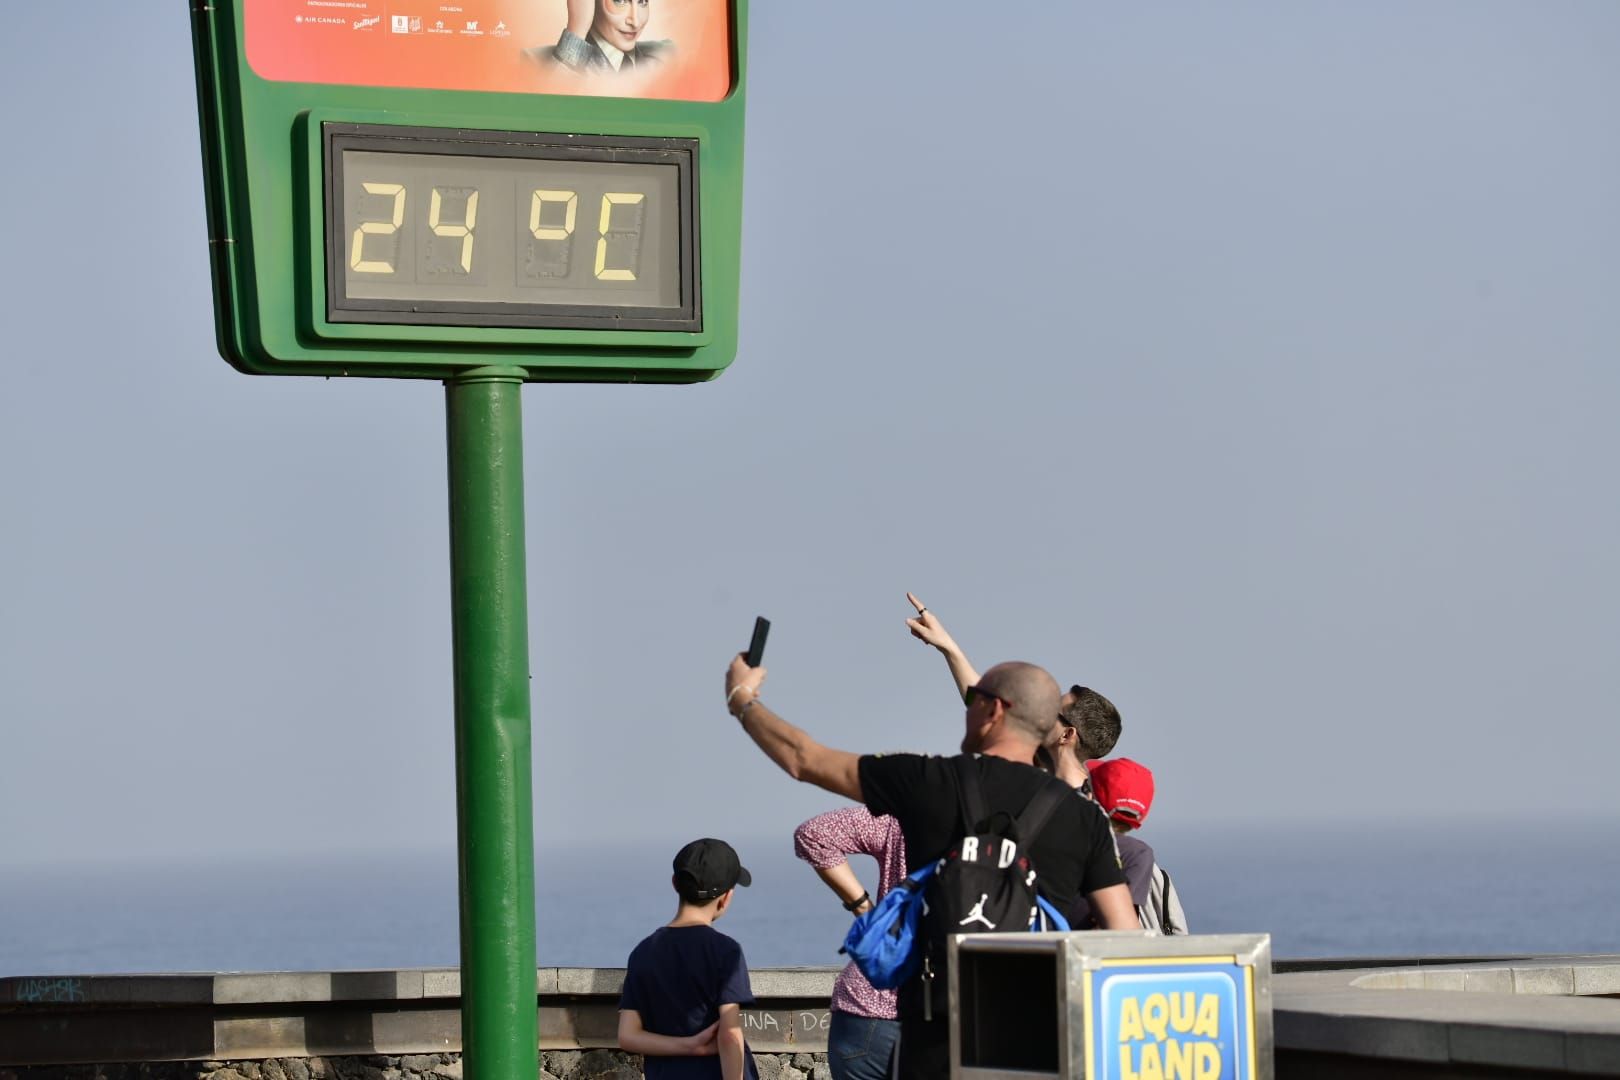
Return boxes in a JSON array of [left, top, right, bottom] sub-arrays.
[[907, 592, 927, 614]]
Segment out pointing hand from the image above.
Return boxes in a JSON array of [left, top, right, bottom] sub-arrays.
[[905, 591, 958, 654]]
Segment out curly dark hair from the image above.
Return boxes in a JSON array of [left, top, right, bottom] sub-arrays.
[[1062, 685, 1122, 760]]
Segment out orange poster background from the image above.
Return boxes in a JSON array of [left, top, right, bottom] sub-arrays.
[[246, 0, 732, 102]]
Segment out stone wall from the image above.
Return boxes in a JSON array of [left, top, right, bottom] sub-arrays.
[[0, 968, 838, 1067], [1, 1050, 831, 1080]]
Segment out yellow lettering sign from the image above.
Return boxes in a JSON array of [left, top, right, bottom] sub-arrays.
[[1121, 1039, 1223, 1080], [1170, 991, 1197, 1033], [1194, 992, 1220, 1039], [1142, 993, 1170, 1040], [1116, 992, 1227, 1080], [1119, 996, 1144, 1042], [1164, 1038, 1194, 1079], [1137, 1042, 1164, 1080]]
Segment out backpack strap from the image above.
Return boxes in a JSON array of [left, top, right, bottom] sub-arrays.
[[1032, 894, 1071, 932], [1158, 867, 1187, 935], [951, 754, 990, 836], [1012, 778, 1070, 846]]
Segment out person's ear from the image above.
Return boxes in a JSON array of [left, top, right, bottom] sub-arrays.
[[716, 888, 734, 915]]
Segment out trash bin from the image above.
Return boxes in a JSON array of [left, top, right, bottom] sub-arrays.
[[949, 931, 1272, 1079]]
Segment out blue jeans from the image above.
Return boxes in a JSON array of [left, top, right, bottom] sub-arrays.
[[828, 1010, 900, 1080]]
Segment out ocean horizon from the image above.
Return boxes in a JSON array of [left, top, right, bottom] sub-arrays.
[[4, 820, 1617, 977]]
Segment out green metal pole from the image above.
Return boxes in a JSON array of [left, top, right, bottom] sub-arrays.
[[445, 368, 537, 1080]]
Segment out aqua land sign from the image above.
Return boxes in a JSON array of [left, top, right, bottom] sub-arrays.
[[1091, 957, 1256, 1079]]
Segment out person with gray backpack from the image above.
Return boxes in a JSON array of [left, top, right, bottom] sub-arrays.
[[1086, 757, 1189, 935]]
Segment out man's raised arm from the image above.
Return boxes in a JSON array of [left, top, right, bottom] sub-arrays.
[[905, 592, 980, 702], [725, 655, 863, 803]]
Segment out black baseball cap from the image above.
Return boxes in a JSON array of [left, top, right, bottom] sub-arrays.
[[673, 838, 752, 902]]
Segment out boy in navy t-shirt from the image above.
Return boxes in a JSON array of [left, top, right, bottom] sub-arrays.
[[618, 838, 759, 1080]]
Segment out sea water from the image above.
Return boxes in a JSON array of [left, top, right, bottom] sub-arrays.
[[3, 821, 1617, 977]]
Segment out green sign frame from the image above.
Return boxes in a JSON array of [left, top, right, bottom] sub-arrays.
[[190, 2, 747, 382]]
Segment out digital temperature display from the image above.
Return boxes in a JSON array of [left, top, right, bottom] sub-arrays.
[[324, 126, 700, 332]]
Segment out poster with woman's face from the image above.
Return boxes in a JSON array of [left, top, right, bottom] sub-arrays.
[[246, 0, 733, 102]]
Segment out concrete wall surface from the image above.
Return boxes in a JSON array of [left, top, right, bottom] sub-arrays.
[[5, 957, 1620, 1076], [1274, 956, 1620, 1077], [0, 968, 837, 1067]]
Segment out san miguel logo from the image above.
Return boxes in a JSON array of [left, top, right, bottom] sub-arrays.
[[1094, 967, 1252, 1080]]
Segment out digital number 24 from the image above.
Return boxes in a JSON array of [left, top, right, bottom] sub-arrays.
[[350, 183, 644, 280]]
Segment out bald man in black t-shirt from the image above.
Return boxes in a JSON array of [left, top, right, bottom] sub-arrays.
[[723, 654, 1136, 1080]]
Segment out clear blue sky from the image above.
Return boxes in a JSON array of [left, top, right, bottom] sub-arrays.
[[2, 2, 1618, 867]]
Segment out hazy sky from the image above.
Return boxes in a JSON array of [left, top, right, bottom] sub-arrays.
[[2, 2, 1618, 868]]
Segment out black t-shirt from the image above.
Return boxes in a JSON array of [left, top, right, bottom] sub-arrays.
[[619, 924, 759, 1080], [1070, 825, 1153, 927], [860, 752, 1127, 1063], [858, 752, 1126, 914]]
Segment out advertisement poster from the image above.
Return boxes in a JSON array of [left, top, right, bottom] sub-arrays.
[[1090, 962, 1255, 1080], [246, 0, 732, 102]]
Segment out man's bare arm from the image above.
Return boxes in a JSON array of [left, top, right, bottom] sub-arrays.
[[1086, 883, 1142, 931], [725, 657, 863, 802], [905, 592, 980, 701]]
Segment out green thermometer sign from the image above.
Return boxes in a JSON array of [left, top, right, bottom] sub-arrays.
[[189, 6, 749, 1079], [192, 0, 746, 381]]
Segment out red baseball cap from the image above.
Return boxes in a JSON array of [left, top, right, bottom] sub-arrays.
[[1086, 757, 1155, 829]]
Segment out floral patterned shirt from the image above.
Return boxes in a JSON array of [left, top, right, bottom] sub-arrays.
[[792, 806, 908, 1019]]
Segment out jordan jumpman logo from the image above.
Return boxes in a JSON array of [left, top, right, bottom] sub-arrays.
[[958, 893, 996, 929]]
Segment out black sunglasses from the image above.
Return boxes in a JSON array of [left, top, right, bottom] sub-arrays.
[[964, 684, 1006, 708]]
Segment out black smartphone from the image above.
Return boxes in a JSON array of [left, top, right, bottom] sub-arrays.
[[744, 616, 770, 667]]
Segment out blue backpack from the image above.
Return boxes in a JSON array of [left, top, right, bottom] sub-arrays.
[[842, 757, 1072, 990], [840, 861, 937, 990]]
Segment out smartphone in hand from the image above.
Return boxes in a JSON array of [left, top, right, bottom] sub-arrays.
[[744, 617, 770, 667]]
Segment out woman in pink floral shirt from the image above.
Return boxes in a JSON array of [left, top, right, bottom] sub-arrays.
[[793, 807, 908, 1080]]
